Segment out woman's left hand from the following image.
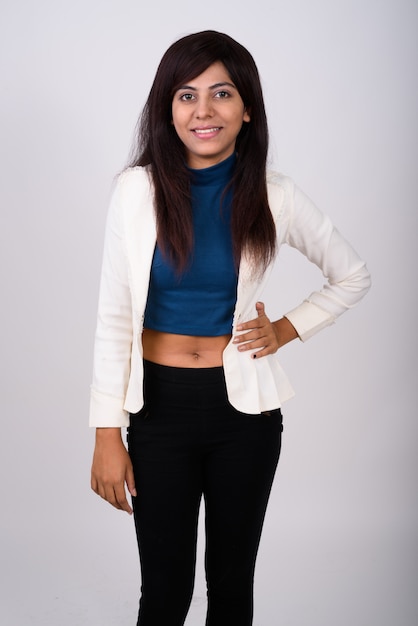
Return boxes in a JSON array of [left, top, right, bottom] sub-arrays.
[[233, 301, 298, 358]]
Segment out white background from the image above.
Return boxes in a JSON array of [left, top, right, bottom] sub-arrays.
[[1, 1, 417, 624]]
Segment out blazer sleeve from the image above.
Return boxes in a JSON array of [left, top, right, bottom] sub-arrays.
[[283, 182, 371, 341], [89, 174, 133, 427]]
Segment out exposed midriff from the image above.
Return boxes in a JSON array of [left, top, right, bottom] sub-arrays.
[[142, 328, 231, 368]]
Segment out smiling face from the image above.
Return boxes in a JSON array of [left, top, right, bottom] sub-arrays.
[[171, 61, 251, 169]]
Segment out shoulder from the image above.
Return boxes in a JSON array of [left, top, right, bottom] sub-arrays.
[[106, 166, 155, 228], [266, 170, 295, 221], [267, 170, 295, 194], [114, 166, 153, 196], [110, 166, 154, 212]]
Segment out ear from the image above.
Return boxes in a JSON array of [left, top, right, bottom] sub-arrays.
[[243, 107, 251, 123]]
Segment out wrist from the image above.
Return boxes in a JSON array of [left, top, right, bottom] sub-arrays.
[[273, 317, 299, 348], [95, 427, 122, 442]]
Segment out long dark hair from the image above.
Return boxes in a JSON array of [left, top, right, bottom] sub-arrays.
[[129, 30, 276, 273]]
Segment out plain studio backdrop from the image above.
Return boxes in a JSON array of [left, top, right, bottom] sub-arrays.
[[1, 1, 417, 624]]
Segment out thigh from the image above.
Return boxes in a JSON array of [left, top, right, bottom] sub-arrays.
[[128, 403, 203, 562], [203, 407, 283, 593], [127, 363, 206, 613]]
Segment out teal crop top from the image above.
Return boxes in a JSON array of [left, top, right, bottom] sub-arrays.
[[143, 153, 238, 336]]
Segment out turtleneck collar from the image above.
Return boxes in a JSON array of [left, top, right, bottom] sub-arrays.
[[187, 152, 236, 187]]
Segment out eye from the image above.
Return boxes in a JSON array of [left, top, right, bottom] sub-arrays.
[[179, 93, 195, 101], [214, 90, 231, 99]]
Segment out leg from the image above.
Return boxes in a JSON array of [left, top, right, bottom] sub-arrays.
[[128, 362, 204, 626], [203, 405, 283, 626]]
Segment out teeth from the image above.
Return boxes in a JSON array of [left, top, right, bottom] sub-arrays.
[[194, 128, 220, 134]]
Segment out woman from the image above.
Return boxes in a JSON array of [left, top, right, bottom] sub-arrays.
[[90, 30, 371, 626]]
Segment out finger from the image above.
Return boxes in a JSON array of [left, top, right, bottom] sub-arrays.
[[126, 463, 137, 498], [91, 475, 98, 494], [114, 483, 133, 515], [255, 301, 266, 317], [234, 329, 258, 345], [94, 479, 123, 511], [238, 336, 271, 352], [236, 330, 267, 348], [237, 329, 279, 354], [234, 322, 269, 343], [103, 484, 124, 511], [235, 321, 272, 344], [97, 482, 107, 501], [235, 318, 261, 333], [250, 346, 273, 359], [236, 303, 268, 333]]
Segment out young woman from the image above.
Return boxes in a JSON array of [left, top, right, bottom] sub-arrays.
[[90, 30, 371, 626]]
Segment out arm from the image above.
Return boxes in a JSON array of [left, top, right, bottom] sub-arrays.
[[283, 183, 371, 341], [233, 180, 371, 355], [89, 173, 137, 512], [90, 173, 133, 428]]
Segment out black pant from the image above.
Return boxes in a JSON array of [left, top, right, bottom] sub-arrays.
[[128, 360, 283, 626]]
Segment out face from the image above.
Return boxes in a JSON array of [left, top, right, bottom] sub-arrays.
[[171, 61, 251, 169]]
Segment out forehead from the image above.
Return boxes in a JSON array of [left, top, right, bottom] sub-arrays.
[[177, 61, 234, 88]]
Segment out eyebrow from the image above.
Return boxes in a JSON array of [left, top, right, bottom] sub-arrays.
[[176, 81, 237, 92]]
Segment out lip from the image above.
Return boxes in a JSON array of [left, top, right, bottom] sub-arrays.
[[191, 127, 222, 138]]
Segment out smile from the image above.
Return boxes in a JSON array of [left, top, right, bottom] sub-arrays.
[[192, 127, 221, 136]]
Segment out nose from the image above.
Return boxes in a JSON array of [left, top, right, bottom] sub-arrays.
[[195, 96, 214, 119]]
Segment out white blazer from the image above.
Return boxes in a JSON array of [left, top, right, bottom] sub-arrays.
[[89, 167, 371, 427]]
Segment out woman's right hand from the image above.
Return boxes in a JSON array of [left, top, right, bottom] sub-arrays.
[[91, 428, 137, 515]]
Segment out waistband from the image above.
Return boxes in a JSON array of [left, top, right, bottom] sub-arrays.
[[143, 359, 224, 385]]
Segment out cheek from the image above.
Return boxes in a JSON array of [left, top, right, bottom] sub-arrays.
[[171, 104, 181, 127], [171, 109, 187, 132], [172, 123, 185, 142], [171, 119, 189, 148]]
